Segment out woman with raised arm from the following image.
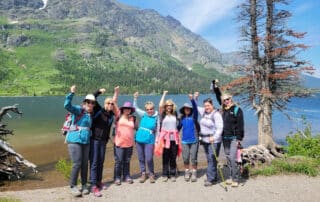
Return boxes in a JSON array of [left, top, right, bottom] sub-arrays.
[[194, 92, 223, 187], [178, 93, 199, 182], [157, 91, 181, 182], [89, 86, 119, 197], [133, 92, 158, 183], [64, 85, 95, 197], [113, 100, 136, 186]]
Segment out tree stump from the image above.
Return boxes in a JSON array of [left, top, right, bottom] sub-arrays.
[[241, 144, 275, 166]]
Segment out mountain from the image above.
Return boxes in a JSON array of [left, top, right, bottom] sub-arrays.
[[0, 0, 233, 95]]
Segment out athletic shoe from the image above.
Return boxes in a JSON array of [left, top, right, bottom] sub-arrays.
[[170, 176, 176, 182], [231, 181, 239, 187], [81, 185, 90, 195], [114, 179, 121, 186], [139, 173, 147, 183], [98, 182, 107, 190], [70, 186, 82, 197], [125, 177, 134, 184], [226, 179, 233, 185], [184, 169, 190, 181], [149, 174, 156, 183], [204, 180, 213, 187], [162, 176, 168, 182], [92, 186, 102, 197], [190, 170, 197, 182]]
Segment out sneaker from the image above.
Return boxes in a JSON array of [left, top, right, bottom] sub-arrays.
[[184, 169, 190, 181], [139, 173, 147, 183], [81, 185, 90, 195], [170, 176, 176, 182], [70, 186, 82, 197], [204, 180, 213, 187], [91, 185, 102, 197], [226, 179, 233, 185], [162, 176, 168, 182], [231, 181, 239, 187], [114, 179, 121, 186], [125, 177, 134, 184], [190, 170, 197, 182], [98, 182, 107, 190], [149, 174, 156, 183]]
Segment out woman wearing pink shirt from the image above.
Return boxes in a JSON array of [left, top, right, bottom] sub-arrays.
[[113, 101, 136, 185]]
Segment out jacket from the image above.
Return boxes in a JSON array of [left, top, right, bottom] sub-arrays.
[[222, 105, 244, 141], [64, 93, 92, 144]]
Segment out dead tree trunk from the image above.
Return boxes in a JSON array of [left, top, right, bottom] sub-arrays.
[[0, 104, 37, 180]]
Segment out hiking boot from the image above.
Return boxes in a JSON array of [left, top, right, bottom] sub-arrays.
[[191, 170, 197, 182], [226, 179, 233, 185], [81, 185, 90, 195], [91, 185, 102, 197], [70, 186, 82, 197], [162, 176, 168, 182], [114, 179, 121, 186], [184, 169, 190, 181], [231, 181, 239, 187], [149, 174, 156, 183], [98, 182, 107, 190], [139, 173, 147, 183]]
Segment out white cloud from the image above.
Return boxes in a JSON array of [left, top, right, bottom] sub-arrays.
[[172, 0, 240, 32]]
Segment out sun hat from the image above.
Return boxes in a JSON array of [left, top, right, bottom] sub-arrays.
[[120, 101, 135, 113], [83, 94, 96, 102], [179, 103, 193, 114]]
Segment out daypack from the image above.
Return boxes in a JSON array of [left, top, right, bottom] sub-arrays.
[[61, 109, 85, 136]]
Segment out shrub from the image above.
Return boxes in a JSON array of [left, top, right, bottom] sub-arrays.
[[55, 159, 72, 180]]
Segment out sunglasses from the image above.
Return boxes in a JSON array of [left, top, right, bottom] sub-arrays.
[[106, 102, 114, 105], [223, 98, 231, 102], [146, 108, 154, 111], [166, 104, 173, 107], [86, 101, 95, 105]]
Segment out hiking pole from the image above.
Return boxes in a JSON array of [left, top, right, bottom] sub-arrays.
[[211, 144, 228, 192]]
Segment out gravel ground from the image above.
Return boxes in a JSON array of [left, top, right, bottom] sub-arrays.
[[1, 174, 319, 202]]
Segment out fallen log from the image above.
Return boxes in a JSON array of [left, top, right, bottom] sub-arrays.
[[241, 144, 275, 166]]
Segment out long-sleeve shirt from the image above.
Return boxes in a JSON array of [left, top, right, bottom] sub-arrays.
[[197, 106, 223, 143]]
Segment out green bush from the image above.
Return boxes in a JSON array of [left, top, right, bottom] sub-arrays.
[[55, 159, 72, 180], [286, 118, 320, 159]]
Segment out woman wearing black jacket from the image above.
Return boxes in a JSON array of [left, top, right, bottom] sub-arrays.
[[89, 86, 119, 197], [211, 80, 244, 187]]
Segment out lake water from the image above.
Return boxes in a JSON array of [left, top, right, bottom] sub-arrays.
[[0, 93, 319, 190]]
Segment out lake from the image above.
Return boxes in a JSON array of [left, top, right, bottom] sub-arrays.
[[0, 93, 319, 190]]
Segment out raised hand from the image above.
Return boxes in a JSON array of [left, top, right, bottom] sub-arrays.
[[70, 85, 76, 93], [133, 92, 139, 99], [99, 88, 106, 94], [194, 92, 199, 100], [188, 94, 193, 100]]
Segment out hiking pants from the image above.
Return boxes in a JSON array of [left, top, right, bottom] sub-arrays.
[[113, 145, 133, 180], [89, 139, 107, 186], [223, 138, 238, 181], [162, 141, 178, 177], [136, 142, 155, 175], [182, 142, 199, 166], [202, 142, 221, 182], [68, 143, 90, 187]]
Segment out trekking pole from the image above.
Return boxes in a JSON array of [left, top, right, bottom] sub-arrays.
[[211, 144, 228, 192]]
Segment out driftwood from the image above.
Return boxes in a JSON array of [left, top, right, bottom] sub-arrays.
[[0, 104, 38, 180], [241, 144, 276, 165]]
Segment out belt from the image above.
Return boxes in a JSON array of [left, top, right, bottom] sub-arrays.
[[199, 134, 212, 137]]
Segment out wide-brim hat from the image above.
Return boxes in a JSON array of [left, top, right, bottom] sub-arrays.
[[83, 94, 96, 102], [120, 101, 135, 113], [179, 103, 193, 115]]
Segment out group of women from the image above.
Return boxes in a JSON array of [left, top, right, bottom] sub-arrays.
[[63, 80, 244, 197]]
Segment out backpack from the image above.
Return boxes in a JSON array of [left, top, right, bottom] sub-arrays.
[[61, 109, 85, 136]]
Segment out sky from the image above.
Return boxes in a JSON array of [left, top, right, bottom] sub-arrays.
[[117, 0, 320, 78]]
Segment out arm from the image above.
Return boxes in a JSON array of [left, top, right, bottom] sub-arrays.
[[133, 92, 145, 117], [93, 88, 105, 112], [159, 90, 168, 115], [193, 92, 204, 116], [235, 107, 244, 141], [64, 85, 81, 115], [190, 95, 198, 120], [211, 80, 222, 105], [212, 112, 224, 142], [112, 86, 120, 116]]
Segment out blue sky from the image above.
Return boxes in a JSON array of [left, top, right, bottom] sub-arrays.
[[118, 0, 320, 77]]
